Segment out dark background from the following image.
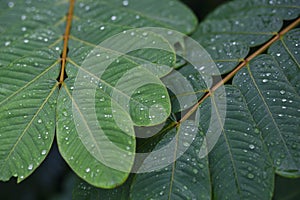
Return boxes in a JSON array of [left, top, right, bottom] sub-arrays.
[[1, 0, 299, 199]]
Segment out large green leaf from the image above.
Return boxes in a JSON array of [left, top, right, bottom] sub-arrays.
[[192, 0, 300, 74], [233, 30, 300, 177], [0, 0, 64, 183], [0, 50, 59, 182], [129, 86, 274, 199], [200, 86, 274, 200], [130, 119, 211, 200], [72, 174, 133, 200], [0, 0, 197, 188]]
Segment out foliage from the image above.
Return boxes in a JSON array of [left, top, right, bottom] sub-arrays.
[[0, 0, 299, 199]]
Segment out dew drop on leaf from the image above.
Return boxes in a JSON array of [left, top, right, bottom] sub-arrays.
[[247, 173, 254, 179], [8, 2, 14, 8], [279, 90, 285, 95], [28, 164, 33, 170], [122, 0, 129, 6], [111, 15, 117, 21], [41, 150, 46, 155], [5, 41, 11, 46], [193, 169, 198, 174]]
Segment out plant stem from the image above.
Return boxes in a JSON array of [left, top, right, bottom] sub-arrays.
[[59, 0, 75, 84], [179, 16, 300, 124]]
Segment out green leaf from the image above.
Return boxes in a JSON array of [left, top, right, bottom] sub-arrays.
[[0, 50, 59, 182], [233, 53, 300, 177], [199, 86, 274, 200], [57, 31, 174, 188], [72, 174, 132, 200], [130, 119, 211, 200], [0, 0, 64, 183], [0, 0, 197, 188], [268, 28, 300, 94], [192, 0, 300, 74]]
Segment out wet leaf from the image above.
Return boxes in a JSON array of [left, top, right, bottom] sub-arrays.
[[0, 0, 197, 188], [192, 0, 300, 74], [200, 86, 274, 200], [233, 33, 300, 177]]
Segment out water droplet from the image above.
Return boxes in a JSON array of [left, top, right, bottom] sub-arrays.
[[21, 15, 27, 20], [28, 164, 33, 170], [249, 144, 255, 150], [262, 79, 268, 83], [63, 111, 68, 116], [135, 15, 140, 19], [183, 142, 189, 147], [8, 2, 14, 8], [85, 168, 90, 173], [41, 150, 46, 155], [276, 53, 281, 57], [111, 15, 117, 21], [247, 173, 254, 179], [122, 0, 129, 6], [24, 39, 29, 43], [37, 119, 42, 124], [100, 26, 105, 30], [193, 169, 198, 174], [159, 191, 164, 196], [4, 41, 11, 46], [279, 90, 285, 95], [167, 30, 173, 35], [21, 27, 27, 31]]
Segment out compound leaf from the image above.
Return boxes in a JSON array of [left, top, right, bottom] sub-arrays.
[[192, 0, 300, 74]]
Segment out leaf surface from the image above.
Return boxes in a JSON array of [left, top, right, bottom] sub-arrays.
[[130, 120, 211, 200], [199, 86, 274, 200], [192, 0, 300, 74], [0, 0, 197, 187], [233, 49, 300, 177], [0, 0, 67, 181]]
